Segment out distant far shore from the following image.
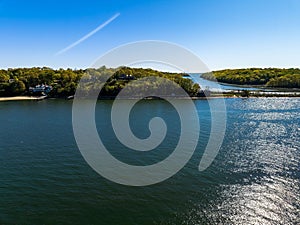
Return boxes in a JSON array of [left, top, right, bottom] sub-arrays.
[[0, 96, 47, 102]]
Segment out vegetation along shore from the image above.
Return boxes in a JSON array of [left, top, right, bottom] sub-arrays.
[[0, 67, 200, 99], [0, 67, 299, 101], [202, 68, 300, 89]]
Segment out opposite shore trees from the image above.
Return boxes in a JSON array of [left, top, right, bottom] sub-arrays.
[[202, 68, 300, 88]]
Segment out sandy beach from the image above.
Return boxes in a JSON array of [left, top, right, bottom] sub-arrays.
[[0, 96, 47, 102]]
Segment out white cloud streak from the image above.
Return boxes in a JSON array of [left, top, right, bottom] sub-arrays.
[[55, 13, 120, 55]]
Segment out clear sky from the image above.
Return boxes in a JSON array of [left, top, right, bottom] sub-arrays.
[[0, 0, 299, 70]]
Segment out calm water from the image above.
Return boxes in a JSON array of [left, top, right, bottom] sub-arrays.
[[0, 98, 299, 224], [188, 74, 261, 91]]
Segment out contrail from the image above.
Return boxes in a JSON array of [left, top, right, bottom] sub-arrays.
[[55, 13, 120, 55]]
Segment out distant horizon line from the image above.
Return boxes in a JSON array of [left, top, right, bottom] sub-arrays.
[[1, 66, 300, 73]]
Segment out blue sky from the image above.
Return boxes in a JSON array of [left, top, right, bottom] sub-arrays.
[[0, 0, 299, 70]]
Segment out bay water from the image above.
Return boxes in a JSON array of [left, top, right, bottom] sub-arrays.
[[0, 98, 299, 224]]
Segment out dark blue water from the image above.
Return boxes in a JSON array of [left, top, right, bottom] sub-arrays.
[[0, 98, 299, 224]]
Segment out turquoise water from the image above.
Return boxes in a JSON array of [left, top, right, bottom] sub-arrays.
[[0, 98, 299, 224]]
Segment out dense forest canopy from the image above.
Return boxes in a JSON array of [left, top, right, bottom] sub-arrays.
[[0, 67, 200, 97], [202, 68, 300, 88]]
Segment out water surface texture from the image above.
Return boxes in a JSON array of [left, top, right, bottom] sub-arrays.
[[0, 98, 299, 224]]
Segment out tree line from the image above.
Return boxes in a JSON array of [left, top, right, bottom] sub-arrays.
[[0, 67, 200, 97], [202, 68, 300, 88]]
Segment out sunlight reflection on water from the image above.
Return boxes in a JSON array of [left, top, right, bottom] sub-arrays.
[[170, 98, 300, 225], [1, 98, 299, 225]]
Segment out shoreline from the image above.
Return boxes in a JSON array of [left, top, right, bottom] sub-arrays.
[[200, 69, 300, 92], [0, 96, 47, 102], [1, 95, 300, 102]]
